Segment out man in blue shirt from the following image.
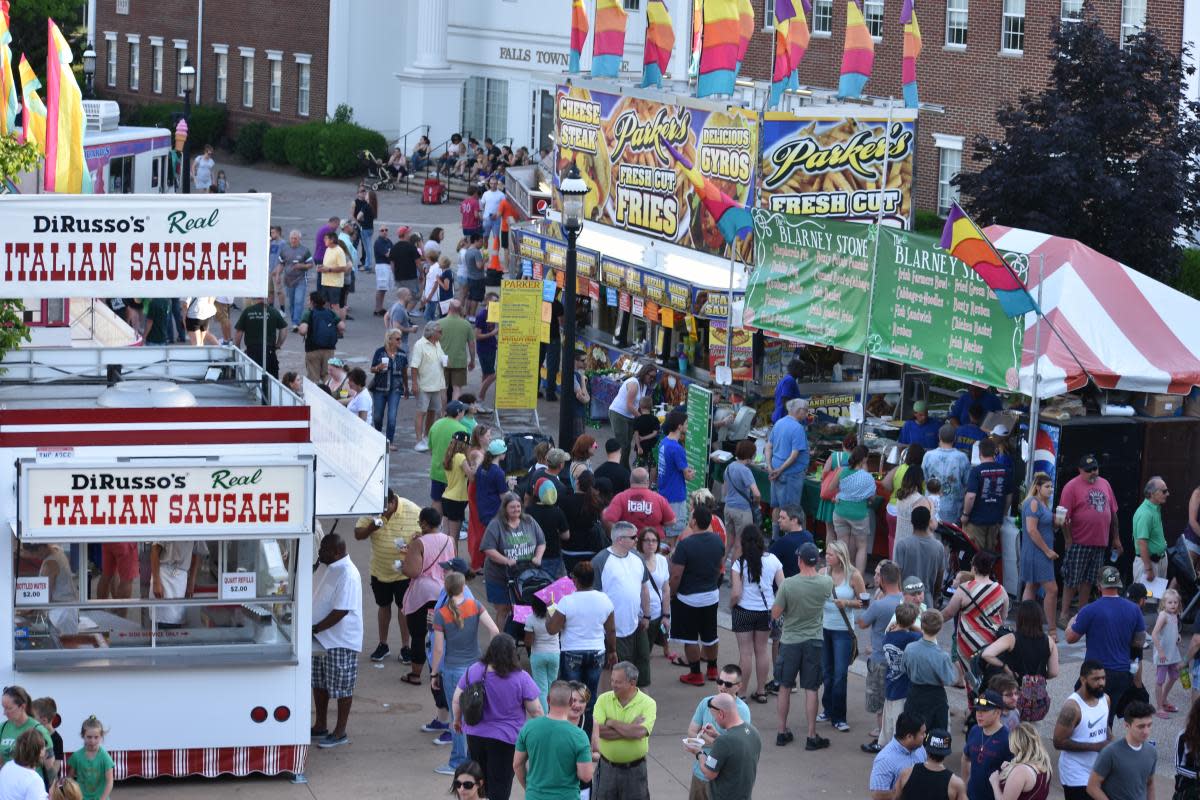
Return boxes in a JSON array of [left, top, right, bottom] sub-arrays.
[[953, 404, 987, 454], [1066, 566, 1147, 729], [869, 712, 926, 800], [658, 410, 694, 541], [960, 439, 1012, 553], [769, 506, 815, 578], [772, 359, 803, 423], [898, 401, 942, 450], [685, 664, 752, 799], [766, 398, 810, 524], [950, 386, 1003, 425]]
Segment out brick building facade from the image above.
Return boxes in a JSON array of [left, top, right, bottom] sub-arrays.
[[92, 0, 329, 133], [736, 0, 1184, 215]]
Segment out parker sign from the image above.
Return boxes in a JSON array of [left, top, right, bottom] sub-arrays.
[[0, 193, 271, 298]]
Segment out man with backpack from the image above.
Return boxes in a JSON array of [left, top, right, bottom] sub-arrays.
[[299, 291, 345, 381]]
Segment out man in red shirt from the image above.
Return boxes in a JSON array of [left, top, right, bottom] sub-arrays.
[[459, 187, 482, 239], [602, 467, 677, 537], [1057, 454, 1121, 627]]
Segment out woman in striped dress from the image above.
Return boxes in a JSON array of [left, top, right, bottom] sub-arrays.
[[941, 550, 1008, 695]]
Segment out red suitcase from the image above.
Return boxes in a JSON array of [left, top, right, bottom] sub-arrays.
[[422, 177, 445, 204]]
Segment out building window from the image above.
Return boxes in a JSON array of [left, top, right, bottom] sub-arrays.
[[1060, 0, 1083, 22], [214, 52, 228, 103], [812, 0, 833, 35], [175, 46, 188, 97], [622, 0, 640, 9], [864, 0, 884, 38], [1001, 0, 1024, 53], [241, 56, 254, 108], [297, 62, 311, 117], [150, 43, 162, 93], [128, 42, 139, 90], [1121, 0, 1145, 46], [461, 76, 508, 143], [935, 136, 963, 216], [105, 35, 117, 87], [763, 0, 775, 29], [945, 0, 968, 46], [269, 59, 281, 112]]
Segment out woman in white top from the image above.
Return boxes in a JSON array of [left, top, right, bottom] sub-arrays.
[[545, 561, 615, 723], [893, 464, 934, 555], [345, 368, 371, 421], [0, 729, 48, 800], [821, 539, 866, 731], [606, 364, 656, 467], [730, 525, 784, 703], [637, 527, 675, 664], [191, 144, 215, 192], [184, 296, 218, 345]]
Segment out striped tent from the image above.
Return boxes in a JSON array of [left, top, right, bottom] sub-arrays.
[[987, 225, 1200, 399]]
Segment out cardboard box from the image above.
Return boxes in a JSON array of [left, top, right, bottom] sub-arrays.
[[1136, 393, 1183, 418], [1186, 387, 1200, 419]]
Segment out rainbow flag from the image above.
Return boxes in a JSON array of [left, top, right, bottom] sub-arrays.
[[640, 0, 675, 88], [736, 0, 755, 75], [770, 0, 812, 107], [592, 0, 628, 78], [940, 203, 1039, 318], [838, 0, 874, 99], [44, 19, 90, 193], [690, 0, 703, 76], [0, 1, 17, 137], [698, 0, 740, 97], [569, 0, 589, 73], [901, 0, 922, 108], [661, 138, 752, 245], [18, 55, 46, 154]]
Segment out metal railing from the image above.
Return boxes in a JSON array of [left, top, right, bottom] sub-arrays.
[[393, 124, 430, 157]]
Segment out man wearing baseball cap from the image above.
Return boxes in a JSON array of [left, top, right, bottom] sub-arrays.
[[963, 691, 1013, 800], [1066, 566, 1147, 728], [1058, 453, 1121, 628], [770, 542, 832, 751], [894, 728, 966, 800], [899, 400, 942, 450]]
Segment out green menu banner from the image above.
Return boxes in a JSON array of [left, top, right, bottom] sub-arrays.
[[744, 209, 1023, 389], [743, 209, 873, 352], [685, 384, 712, 494]]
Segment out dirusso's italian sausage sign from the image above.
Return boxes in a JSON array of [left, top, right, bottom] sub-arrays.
[[19, 462, 311, 538], [0, 193, 271, 298]]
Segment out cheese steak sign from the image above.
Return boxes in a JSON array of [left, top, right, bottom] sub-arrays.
[[0, 193, 271, 298], [19, 462, 311, 538]]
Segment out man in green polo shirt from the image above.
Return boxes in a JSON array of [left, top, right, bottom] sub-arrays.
[[1132, 476, 1170, 586], [591, 661, 656, 800], [515, 681, 594, 799]]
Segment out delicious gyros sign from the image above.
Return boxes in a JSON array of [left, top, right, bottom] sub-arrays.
[[0, 193, 271, 297], [18, 461, 312, 538]]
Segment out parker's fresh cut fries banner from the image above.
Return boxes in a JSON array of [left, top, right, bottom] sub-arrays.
[[555, 85, 757, 260], [759, 109, 917, 228]]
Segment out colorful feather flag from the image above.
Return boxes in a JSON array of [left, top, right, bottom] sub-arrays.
[[44, 19, 90, 193], [838, 0, 874, 99], [660, 138, 752, 245], [736, 0, 755, 74], [697, 0, 741, 97], [0, 1, 17, 137], [940, 203, 1039, 318], [569, 0, 589, 74], [901, 0, 922, 108], [18, 55, 46, 154], [770, 0, 812, 107], [690, 0, 704, 76], [640, 0, 675, 88], [592, 0, 628, 78]]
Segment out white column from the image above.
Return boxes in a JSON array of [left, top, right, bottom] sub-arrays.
[[670, 0, 693, 81], [413, 0, 450, 70]]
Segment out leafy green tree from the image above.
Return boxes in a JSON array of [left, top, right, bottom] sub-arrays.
[[6, 1, 86, 78], [956, 15, 1200, 284], [0, 137, 38, 355]]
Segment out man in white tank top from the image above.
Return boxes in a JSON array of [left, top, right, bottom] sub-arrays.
[[1053, 660, 1111, 800]]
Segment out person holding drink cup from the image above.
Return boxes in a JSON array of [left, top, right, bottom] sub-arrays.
[[1057, 455, 1121, 628], [370, 330, 408, 450], [1019, 473, 1060, 630]]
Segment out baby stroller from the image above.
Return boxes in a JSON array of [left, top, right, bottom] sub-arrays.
[[360, 150, 400, 192], [503, 563, 554, 641], [935, 520, 979, 601]]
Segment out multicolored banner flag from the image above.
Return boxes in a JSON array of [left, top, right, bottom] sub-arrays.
[[661, 138, 752, 245], [0, 0, 17, 137], [940, 203, 1039, 318], [735, 0, 754, 76], [838, 0, 874, 99], [640, 0, 675, 88], [697, 0, 740, 97], [569, 0, 589, 73], [592, 0, 628, 78], [770, 0, 812, 108], [690, 0, 704, 76], [18, 55, 46, 154], [901, 0, 922, 108], [45, 19, 91, 193]]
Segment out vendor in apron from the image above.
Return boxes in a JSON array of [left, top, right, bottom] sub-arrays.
[[151, 541, 209, 627]]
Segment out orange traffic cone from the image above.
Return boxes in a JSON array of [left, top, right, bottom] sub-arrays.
[[488, 234, 503, 279]]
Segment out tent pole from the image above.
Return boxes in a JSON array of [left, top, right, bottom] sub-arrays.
[[857, 99, 895, 439], [723, 249, 736, 381], [1024, 253, 1045, 488]]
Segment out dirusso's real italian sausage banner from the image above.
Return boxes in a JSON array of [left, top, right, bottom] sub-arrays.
[[554, 84, 757, 261], [759, 109, 917, 228]]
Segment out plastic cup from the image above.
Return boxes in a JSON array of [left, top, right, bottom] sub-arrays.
[[1055, 506, 1067, 526], [859, 592, 871, 608]]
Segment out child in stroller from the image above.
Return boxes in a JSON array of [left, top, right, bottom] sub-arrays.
[[360, 149, 400, 192]]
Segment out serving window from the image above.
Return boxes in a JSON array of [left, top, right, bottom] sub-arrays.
[[13, 536, 299, 668]]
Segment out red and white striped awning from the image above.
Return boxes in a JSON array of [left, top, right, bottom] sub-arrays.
[[986, 225, 1200, 399]]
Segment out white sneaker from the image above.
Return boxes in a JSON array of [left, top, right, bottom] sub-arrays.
[[414, 438, 430, 452]]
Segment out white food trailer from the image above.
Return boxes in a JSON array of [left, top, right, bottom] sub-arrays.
[[0, 348, 385, 780]]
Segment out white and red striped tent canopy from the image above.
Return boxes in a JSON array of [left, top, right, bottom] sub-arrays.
[[986, 225, 1200, 399]]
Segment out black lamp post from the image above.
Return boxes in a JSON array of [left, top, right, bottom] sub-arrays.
[[557, 165, 588, 451], [81, 44, 96, 99], [178, 60, 196, 193]]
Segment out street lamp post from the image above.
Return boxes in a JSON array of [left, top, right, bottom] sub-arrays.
[[81, 44, 96, 100], [557, 165, 588, 450], [178, 60, 196, 193]]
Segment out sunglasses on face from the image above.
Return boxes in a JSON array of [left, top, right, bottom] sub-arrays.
[[715, 679, 740, 688], [454, 780, 477, 790]]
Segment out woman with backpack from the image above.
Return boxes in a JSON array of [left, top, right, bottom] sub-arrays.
[[451, 634, 541, 800], [979, 600, 1058, 723]]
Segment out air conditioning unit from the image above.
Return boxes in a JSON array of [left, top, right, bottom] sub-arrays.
[[82, 100, 121, 133]]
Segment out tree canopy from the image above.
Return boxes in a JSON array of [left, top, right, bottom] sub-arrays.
[[7, 1, 85, 81], [956, 15, 1200, 284]]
